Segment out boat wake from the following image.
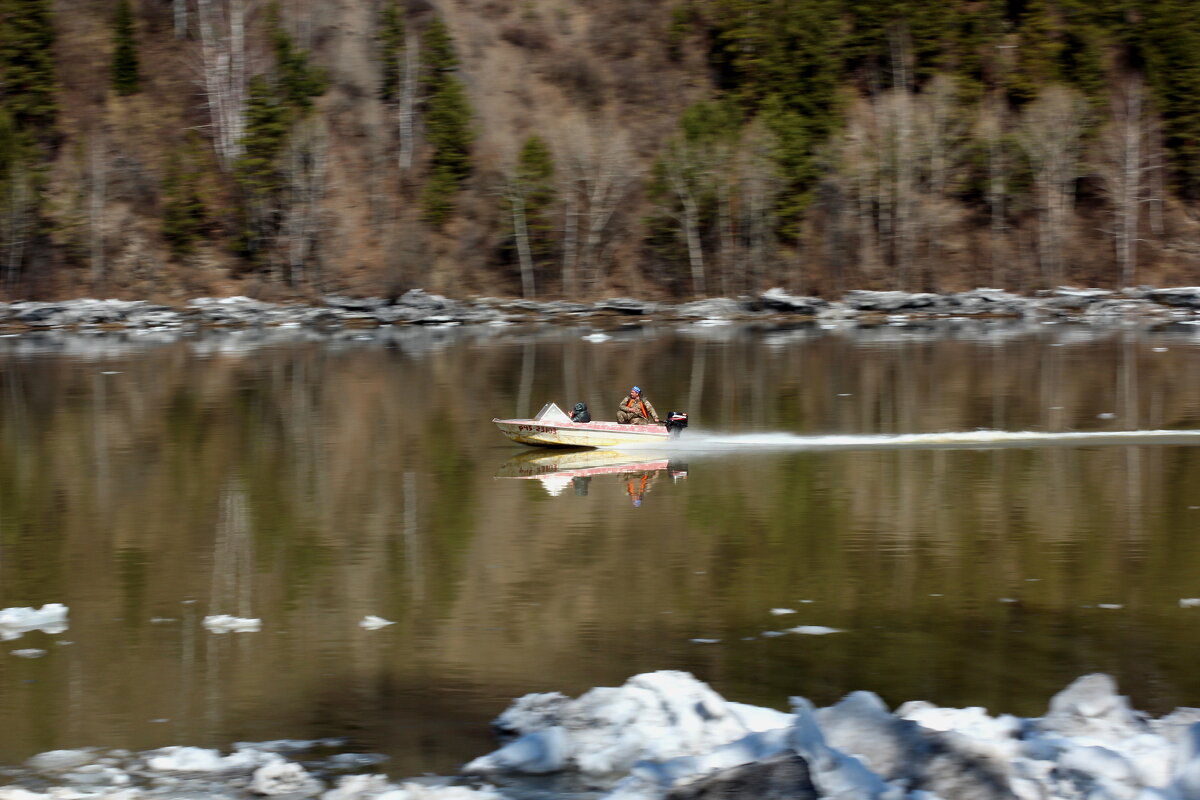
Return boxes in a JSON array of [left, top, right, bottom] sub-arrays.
[[613, 428, 1200, 453]]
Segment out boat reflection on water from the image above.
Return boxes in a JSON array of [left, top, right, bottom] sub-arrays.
[[495, 448, 688, 504]]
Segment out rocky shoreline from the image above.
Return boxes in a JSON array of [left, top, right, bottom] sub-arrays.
[[3, 286, 1200, 332]]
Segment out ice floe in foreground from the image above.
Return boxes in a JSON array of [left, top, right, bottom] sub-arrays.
[[465, 671, 1200, 800], [4, 671, 1200, 800]]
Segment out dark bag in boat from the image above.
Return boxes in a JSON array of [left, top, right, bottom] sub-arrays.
[[571, 402, 591, 423]]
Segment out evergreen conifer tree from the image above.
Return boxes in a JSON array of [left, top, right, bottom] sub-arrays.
[[112, 0, 140, 96], [0, 0, 58, 132], [515, 135, 556, 261], [420, 16, 474, 225], [234, 75, 289, 260], [161, 136, 208, 257], [271, 16, 325, 111], [379, 1, 405, 102], [1140, 0, 1200, 199]]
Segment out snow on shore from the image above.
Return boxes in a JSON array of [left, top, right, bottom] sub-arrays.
[[3, 671, 1200, 800]]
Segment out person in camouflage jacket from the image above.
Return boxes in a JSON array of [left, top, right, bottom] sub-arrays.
[[617, 386, 660, 425]]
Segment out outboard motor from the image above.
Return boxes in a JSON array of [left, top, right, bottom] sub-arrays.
[[664, 411, 689, 438]]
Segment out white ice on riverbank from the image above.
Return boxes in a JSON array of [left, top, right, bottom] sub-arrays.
[[0, 604, 68, 641], [5, 671, 1200, 800]]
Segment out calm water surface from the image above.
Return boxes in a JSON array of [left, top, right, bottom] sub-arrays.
[[2, 319, 1200, 777]]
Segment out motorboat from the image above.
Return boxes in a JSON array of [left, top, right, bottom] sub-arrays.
[[493, 402, 688, 448]]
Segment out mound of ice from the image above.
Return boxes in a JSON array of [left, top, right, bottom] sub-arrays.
[[464, 671, 792, 780], [467, 671, 1200, 800], [360, 615, 395, 630], [0, 604, 68, 641], [202, 614, 261, 633]]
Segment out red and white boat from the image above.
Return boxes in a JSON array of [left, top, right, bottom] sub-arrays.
[[493, 402, 687, 448]]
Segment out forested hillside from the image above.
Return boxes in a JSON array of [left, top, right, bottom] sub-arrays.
[[2, 0, 1200, 301]]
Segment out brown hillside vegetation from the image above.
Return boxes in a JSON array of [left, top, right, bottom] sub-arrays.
[[6, 0, 1200, 300]]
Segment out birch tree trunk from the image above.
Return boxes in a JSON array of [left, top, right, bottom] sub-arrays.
[[1095, 75, 1161, 288], [197, 0, 248, 168], [681, 191, 705, 297], [397, 32, 418, 173], [509, 190, 535, 299]]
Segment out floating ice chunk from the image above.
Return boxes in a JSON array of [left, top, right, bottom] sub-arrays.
[[0, 604, 69, 641], [26, 749, 96, 773], [785, 625, 842, 635], [689, 638, 720, 644], [203, 614, 261, 633], [1180, 599, 1200, 608], [11, 649, 46, 658], [769, 608, 796, 616], [145, 746, 277, 773], [583, 333, 611, 342], [1098, 604, 1124, 610], [760, 631, 785, 638], [251, 760, 323, 796], [360, 615, 395, 630]]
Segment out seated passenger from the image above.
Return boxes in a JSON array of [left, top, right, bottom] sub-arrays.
[[617, 386, 660, 425], [570, 402, 591, 423]]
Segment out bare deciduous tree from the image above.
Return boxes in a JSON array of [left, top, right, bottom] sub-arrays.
[[977, 93, 1011, 287], [1017, 85, 1088, 286], [1094, 74, 1163, 287], [555, 118, 635, 294]]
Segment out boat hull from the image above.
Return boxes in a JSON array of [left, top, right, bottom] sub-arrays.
[[493, 418, 670, 447]]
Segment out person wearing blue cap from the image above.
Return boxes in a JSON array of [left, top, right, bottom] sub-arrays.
[[617, 385, 660, 425]]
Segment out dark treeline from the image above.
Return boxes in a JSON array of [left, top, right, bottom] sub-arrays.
[[1, 0, 1199, 300]]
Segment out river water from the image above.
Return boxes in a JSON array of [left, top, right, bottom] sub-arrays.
[[1, 319, 1199, 778]]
